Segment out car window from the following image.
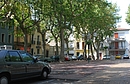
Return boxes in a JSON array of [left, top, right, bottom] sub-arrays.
[[5, 51, 21, 62], [19, 51, 33, 62]]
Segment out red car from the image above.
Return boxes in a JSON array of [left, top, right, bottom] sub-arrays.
[[64, 56, 71, 61]]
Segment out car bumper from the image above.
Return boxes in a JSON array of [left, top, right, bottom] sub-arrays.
[[115, 56, 121, 59], [123, 57, 129, 59]]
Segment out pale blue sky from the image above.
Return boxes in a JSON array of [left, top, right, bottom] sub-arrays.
[[107, 0, 130, 28]]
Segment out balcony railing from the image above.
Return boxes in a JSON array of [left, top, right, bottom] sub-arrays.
[[108, 38, 126, 42], [109, 46, 126, 49], [109, 46, 126, 51]]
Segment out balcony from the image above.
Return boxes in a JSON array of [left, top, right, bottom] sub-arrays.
[[14, 42, 24, 46], [14, 42, 31, 47], [36, 46, 41, 48], [108, 38, 126, 42], [109, 46, 126, 51]]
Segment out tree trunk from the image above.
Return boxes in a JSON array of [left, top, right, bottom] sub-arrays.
[[84, 35, 87, 59], [65, 39, 69, 55], [55, 38, 59, 55], [41, 33, 46, 58], [24, 33, 27, 52], [60, 28, 65, 62], [90, 44, 95, 60], [93, 41, 100, 60], [96, 46, 100, 60], [84, 44, 87, 59]]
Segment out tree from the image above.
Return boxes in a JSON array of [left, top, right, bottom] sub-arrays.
[[0, 0, 16, 22], [64, 28, 73, 55], [91, 2, 120, 60], [50, 20, 60, 56], [11, 1, 34, 51], [49, 0, 88, 61], [30, 0, 53, 57], [73, 0, 120, 60], [126, 5, 130, 25]]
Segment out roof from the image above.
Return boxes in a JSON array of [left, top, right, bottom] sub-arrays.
[[116, 28, 130, 31]]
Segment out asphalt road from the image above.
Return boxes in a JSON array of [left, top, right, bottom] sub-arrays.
[[11, 59, 130, 84]]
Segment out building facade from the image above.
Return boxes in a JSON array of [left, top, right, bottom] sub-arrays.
[[14, 27, 31, 52], [31, 30, 43, 56], [31, 31, 55, 57], [108, 28, 130, 56], [74, 38, 85, 56], [0, 19, 14, 50]]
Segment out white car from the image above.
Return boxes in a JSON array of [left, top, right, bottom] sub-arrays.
[[103, 55, 110, 60], [123, 54, 129, 59]]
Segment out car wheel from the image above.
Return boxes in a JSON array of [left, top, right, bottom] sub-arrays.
[[0, 74, 9, 84], [41, 69, 48, 80]]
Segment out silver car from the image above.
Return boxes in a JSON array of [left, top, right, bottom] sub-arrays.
[[0, 50, 51, 84]]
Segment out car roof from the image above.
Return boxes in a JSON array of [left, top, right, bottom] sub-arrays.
[[0, 50, 26, 58]]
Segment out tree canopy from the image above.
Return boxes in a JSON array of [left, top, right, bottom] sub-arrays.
[[126, 4, 130, 25], [0, 0, 121, 61]]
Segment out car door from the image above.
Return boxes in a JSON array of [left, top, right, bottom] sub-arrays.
[[19, 51, 42, 77], [5, 51, 26, 80]]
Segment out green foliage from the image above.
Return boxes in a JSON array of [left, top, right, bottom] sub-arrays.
[[0, 0, 121, 58], [126, 5, 130, 25], [86, 40, 92, 45]]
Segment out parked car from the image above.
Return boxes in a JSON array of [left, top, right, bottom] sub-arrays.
[[103, 55, 111, 60], [34, 54, 44, 60], [71, 55, 77, 60], [34, 54, 52, 63], [0, 50, 51, 84], [64, 55, 71, 61], [77, 55, 84, 60], [50, 55, 60, 62], [115, 54, 122, 59], [34, 55, 60, 62], [123, 54, 129, 59]]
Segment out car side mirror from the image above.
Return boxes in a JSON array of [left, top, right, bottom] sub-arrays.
[[33, 56, 38, 63]]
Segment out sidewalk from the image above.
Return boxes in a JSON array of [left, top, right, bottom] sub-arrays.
[[74, 59, 130, 84], [50, 59, 116, 81]]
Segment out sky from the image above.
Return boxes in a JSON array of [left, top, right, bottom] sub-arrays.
[[107, 0, 130, 28]]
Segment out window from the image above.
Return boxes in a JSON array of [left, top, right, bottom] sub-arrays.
[[1, 47, 5, 50], [37, 35, 40, 41], [5, 53, 11, 62], [114, 33, 118, 38], [5, 51, 21, 62], [82, 42, 84, 49], [1, 22, 5, 29], [31, 34, 34, 41], [77, 42, 79, 49], [7, 47, 12, 50], [77, 52, 80, 56], [8, 21, 13, 29], [37, 35, 40, 45], [19, 51, 33, 62], [8, 35, 12, 43], [1, 34, 5, 43], [37, 49, 40, 54]]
